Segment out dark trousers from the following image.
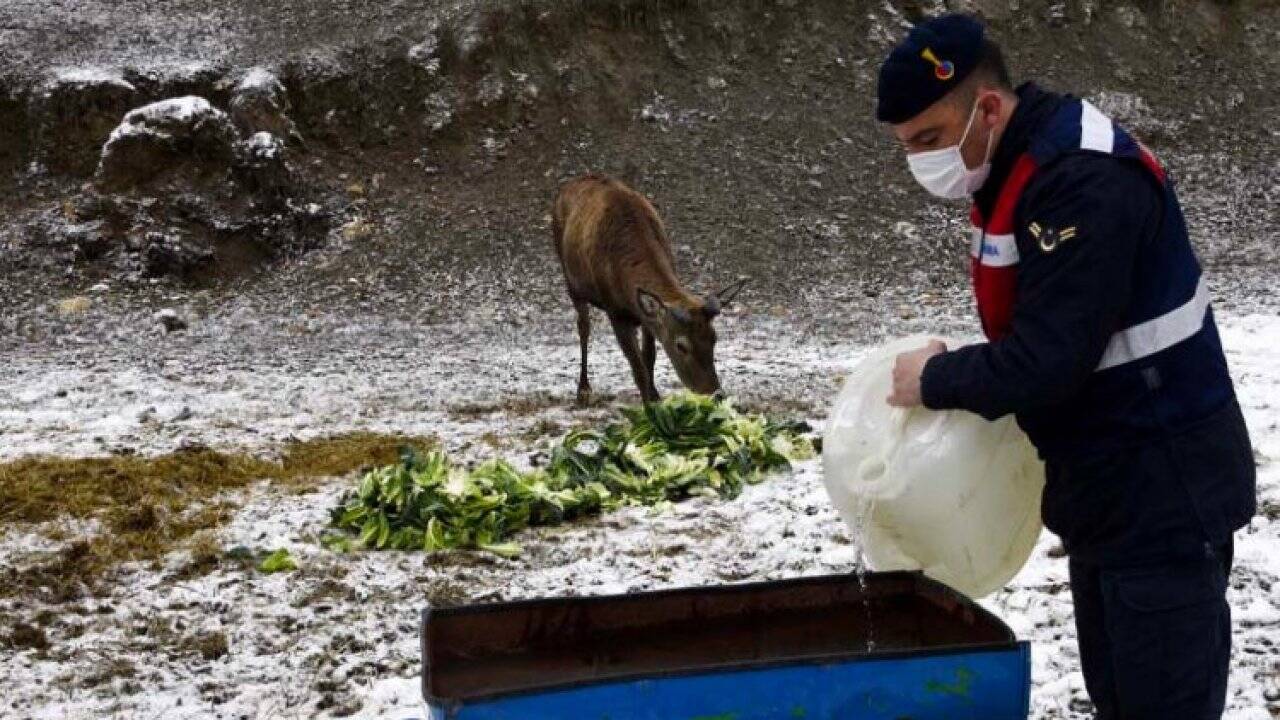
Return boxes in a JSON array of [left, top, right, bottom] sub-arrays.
[[1069, 540, 1233, 719]]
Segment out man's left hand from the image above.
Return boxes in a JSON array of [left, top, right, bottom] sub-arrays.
[[887, 340, 948, 407]]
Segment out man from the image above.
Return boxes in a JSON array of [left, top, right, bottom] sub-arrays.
[[874, 14, 1257, 720]]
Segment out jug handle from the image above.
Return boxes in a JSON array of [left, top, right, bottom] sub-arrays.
[[886, 406, 909, 438]]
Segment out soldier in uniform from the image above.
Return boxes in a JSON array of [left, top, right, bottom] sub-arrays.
[[874, 14, 1257, 719]]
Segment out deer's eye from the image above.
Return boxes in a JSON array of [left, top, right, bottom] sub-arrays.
[[675, 338, 690, 355]]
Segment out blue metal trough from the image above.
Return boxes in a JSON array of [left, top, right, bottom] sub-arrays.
[[421, 571, 1030, 719]]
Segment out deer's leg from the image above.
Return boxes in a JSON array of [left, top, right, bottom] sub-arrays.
[[610, 316, 657, 404], [641, 327, 659, 400], [574, 299, 592, 405]]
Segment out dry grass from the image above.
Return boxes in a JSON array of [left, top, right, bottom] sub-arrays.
[[0, 432, 434, 525], [448, 391, 619, 419], [737, 397, 818, 418], [174, 530, 228, 580], [521, 417, 564, 441], [56, 296, 92, 316], [425, 578, 469, 609], [5, 622, 50, 651], [0, 433, 435, 599], [190, 631, 230, 661], [447, 392, 564, 418], [79, 658, 138, 689]]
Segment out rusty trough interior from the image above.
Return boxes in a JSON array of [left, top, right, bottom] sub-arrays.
[[422, 571, 1015, 702]]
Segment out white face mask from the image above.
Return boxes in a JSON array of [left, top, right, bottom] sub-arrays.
[[906, 98, 995, 200]]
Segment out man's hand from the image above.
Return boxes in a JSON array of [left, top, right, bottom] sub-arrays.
[[887, 340, 948, 407]]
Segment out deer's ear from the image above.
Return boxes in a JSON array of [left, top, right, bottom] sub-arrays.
[[636, 289, 666, 319]]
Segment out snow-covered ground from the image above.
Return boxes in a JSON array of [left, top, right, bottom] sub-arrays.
[[2, 311, 1278, 719]]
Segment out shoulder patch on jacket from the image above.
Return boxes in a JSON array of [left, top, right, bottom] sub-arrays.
[[1028, 222, 1078, 253]]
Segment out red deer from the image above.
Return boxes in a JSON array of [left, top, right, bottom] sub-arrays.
[[551, 174, 745, 404]]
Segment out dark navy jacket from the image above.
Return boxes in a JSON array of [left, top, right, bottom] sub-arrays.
[[921, 84, 1256, 566]]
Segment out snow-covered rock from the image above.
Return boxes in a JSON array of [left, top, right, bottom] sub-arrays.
[[243, 130, 284, 160], [228, 67, 300, 143], [140, 229, 214, 277], [96, 96, 238, 190], [154, 308, 188, 333], [235, 130, 293, 196], [408, 29, 442, 76]]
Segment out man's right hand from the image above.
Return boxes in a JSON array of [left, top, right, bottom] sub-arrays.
[[887, 340, 948, 408]]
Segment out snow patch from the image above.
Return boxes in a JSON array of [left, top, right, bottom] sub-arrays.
[[43, 65, 136, 94], [236, 66, 282, 95], [245, 131, 284, 159], [1090, 90, 1180, 136], [637, 93, 718, 131], [408, 31, 441, 76]]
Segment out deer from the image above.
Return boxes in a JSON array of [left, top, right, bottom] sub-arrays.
[[551, 173, 745, 405]]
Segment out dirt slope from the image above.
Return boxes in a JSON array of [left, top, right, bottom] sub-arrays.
[[1, 0, 1277, 352]]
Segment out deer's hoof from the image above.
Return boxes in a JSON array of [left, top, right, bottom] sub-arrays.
[[575, 387, 593, 407]]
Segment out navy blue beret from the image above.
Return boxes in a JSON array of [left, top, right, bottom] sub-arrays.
[[876, 14, 986, 124]]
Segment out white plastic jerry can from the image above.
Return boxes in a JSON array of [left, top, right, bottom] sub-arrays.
[[822, 335, 1047, 599]]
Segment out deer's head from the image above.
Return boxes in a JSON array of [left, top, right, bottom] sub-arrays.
[[636, 279, 746, 396]]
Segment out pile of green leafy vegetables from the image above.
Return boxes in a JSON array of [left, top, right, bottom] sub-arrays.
[[328, 392, 815, 557]]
